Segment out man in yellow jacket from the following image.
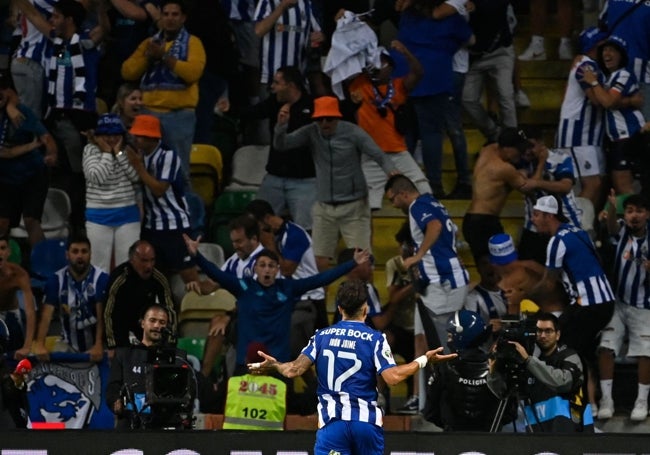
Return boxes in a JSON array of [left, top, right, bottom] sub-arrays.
[[121, 0, 206, 186]]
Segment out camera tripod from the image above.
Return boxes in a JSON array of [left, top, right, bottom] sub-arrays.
[[490, 388, 537, 433]]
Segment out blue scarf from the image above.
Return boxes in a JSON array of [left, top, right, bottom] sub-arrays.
[[141, 28, 190, 92]]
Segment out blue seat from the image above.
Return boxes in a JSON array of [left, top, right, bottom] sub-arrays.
[[30, 238, 67, 289]]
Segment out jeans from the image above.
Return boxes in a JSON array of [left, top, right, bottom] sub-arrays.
[[257, 174, 317, 230], [194, 71, 228, 145], [11, 58, 44, 119], [444, 72, 471, 185], [145, 109, 196, 187], [462, 45, 517, 142], [412, 93, 448, 187]]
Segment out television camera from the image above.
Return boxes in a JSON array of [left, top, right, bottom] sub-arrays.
[[123, 328, 196, 429]]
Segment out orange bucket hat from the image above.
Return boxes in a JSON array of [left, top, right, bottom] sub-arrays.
[[312, 96, 343, 119], [130, 114, 162, 138]]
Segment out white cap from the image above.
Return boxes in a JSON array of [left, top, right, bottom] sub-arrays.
[[533, 195, 559, 215]]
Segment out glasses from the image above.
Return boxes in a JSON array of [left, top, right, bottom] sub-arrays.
[[536, 328, 556, 335], [316, 117, 336, 123]]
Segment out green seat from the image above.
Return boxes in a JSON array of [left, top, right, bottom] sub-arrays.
[[212, 190, 257, 216], [177, 337, 207, 360], [177, 337, 224, 378], [9, 239, 22, 264]]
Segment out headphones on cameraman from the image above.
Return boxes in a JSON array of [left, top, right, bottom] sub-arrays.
[[454, 311, 463, 333]]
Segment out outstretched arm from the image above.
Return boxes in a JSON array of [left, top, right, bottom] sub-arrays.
[[381, 347, 457, 386], [249, 351, 313, 378]]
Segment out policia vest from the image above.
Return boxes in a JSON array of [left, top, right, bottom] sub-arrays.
[[223, 374, 286, 430]]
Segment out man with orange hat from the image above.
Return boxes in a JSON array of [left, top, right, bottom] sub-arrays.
[[126, 114, 199, 284], [274, 95, 399, 271]]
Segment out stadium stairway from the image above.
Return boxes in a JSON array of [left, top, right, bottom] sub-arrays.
[[323, 9, 584, 411]]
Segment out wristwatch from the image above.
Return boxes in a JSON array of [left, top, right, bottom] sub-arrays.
[[590, 80, 599, 87]]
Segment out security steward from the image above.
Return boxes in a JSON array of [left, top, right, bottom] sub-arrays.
[[487, 312, 593, 432], [223, 342, 286, 430]]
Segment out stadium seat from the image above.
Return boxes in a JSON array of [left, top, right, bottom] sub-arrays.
[[11, 188, 71, 240], [226, 145, 269, 189], [177, 337, 207, 367], [178, 290, 236, 338], [8, 239, 21, 264], [190, 144, 224, 208], [208, 190, 257, 255], [197, 242, 225, 268], [212, 190, 257, 216], [29, 238, 67, 289]]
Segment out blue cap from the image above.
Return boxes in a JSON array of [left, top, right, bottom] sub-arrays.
[[579, 26, 607, 54], [488, 233, 518, 265], [95, 113, 126, 136]]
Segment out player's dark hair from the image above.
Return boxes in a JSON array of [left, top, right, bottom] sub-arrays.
[[245, 199, 275, 222], [384, 174, 417, 194], [229, 214, 260, 240], [336, 280, 368, 318], [67, 233, 91, 250], [623, 194, 649, 211], [535, 312, 560, 331], [256, 248, 279, 264]]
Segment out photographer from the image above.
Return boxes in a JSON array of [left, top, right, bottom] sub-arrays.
[[487, 313, 593, 432], [106, 304, 194, 429]]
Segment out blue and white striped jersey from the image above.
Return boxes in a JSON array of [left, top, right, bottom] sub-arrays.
[[604, 68, 645, 141], [254, 0, 321, 84], [142, 143, 191, 231], [13, 0, 56, 63], [465, 285, 507, 324], [277, 221, 323, 300], [613, 221, 650, 309], [44, 265, 109, 352], [557, 56, 604, 148], [222, 244, 264, 278], [599, 0, 650, 84], [546, 224, 615, 306], [409, 193, 469, 289], [302, 320, 396, 428], [523, 149, 582, 231]]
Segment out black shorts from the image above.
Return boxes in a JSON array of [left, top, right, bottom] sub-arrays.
[[518, 228, 550, 266], [462, 213, 504, 261], [0, 170, 48, 227], [605, 135, 643, 172], [141, 228, 196, 274], [559, 300, 615, 366]]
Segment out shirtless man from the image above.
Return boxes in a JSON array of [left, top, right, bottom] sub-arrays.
[[462, 128, 532, 261], [487, 233, 566, 315], [0, 235, 35, 360]]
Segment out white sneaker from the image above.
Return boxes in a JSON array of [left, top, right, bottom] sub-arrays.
[[558, 40, 573, 60], [519, 41, 547, 61], [515, 90, 531, 108], [630, 399, 648, 421], [591, 403, 598, 418], [597, 397, 615, 419]]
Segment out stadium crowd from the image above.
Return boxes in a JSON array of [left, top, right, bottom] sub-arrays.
[[1, 0, 650, 434]]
